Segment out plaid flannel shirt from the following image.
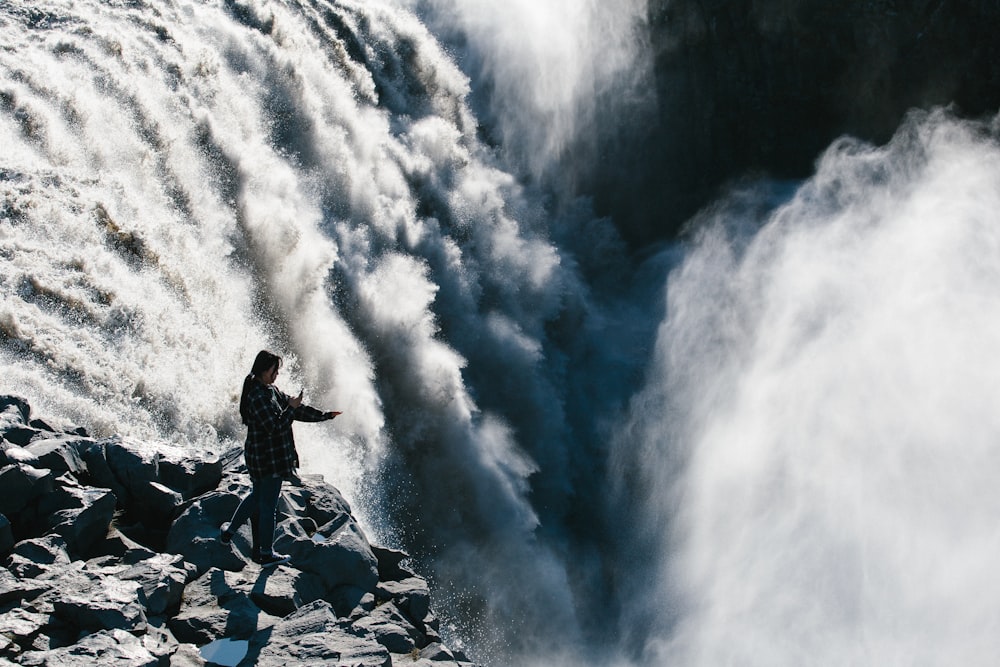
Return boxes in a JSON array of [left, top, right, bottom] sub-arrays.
[[243, 381, 329, 480]]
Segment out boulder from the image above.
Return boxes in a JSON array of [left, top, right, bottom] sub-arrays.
[[0, 396, 30, 424], [105, 438, 222, 507], [77, 440, 129, 505], [117, 553, 194, 616], [281, 474, 354, 528], [165, 491, 244, 574], [352, 600, 423, 654], [277, 517, 379, 593], [0, 607, 50, 652], [377, 576, 431, 626], [6, 535, 72, 579], [24, 437, 88, 475], [90, 528, 157, 564], [17, 628, 159, 666], [41, 566, 148, 634], [35, 475, 117, 556], [0, 464, 54, 516], [1, 445, 40, 467], [249, 600, 390, 667], [168, 568, 280, 645], [372, 544, 412, 582]]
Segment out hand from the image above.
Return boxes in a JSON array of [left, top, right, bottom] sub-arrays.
[[289, 390, 303, 409], [327, 411, 342, 420]]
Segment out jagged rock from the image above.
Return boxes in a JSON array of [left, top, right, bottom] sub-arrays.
[[352, 600, 422, 653], [0, 398, 481, 667], [33, 474, 117, 556], [105, 438, 222, 510], [0, 396, 30, 424], [250, 600, 390, 667], [0, 607, 49, 650], [0, 464, 54, 516], [282, 473, 354, 527], [166, 642, 206, 666], [116, 553, 194, 616], [24, 436, 88, 475], [165, 491, 245, 574], [329, 584, 377, 619], [377, 576, 431, 625], [0, 571, 46, 609], [277, 515, 380, 593], [156, 450, 222, 500], [77, 440, 129, 506], [35, 563, 148, 634], [1, 445, 40, 467], [90, 528, 157, 564], [17, 628, 159, 666], [372, 544, 411, 582], [246, 563, 326, 618], [168, 567, 280, 645], [6, 535, 72, 579], [0, 396, 39, 447]]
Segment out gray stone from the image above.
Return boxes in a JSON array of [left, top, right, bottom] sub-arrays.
[[165, 492, 245, 574], [352, 601, 421, 653], [281, 474, 354, 528], [77, 440, 128, 505], [0, 395, 30, 424], [277, 518, 379, 593], [251, 600, 390, 667], [247, 563, 326, 618], [157, 451, 222, 500], [39, 565, 147, 634], [24, 437, 88, 475], [118, 553, 193, 616], [0, 464, 54, 515], [18, 628, 159, 666], [90, 528, 157, 563], [0, 566, 48, 606], [372, 544, 412, 581], [38, 476, 117, 556], [2, 444, 40, 466], [168, 568, 279, 644], [0, 607, 50, 653], [377, 576, 431, 625], [7, 535, 72, 579]]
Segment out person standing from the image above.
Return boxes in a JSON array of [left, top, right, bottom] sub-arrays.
[[221, 350, 341, 567]]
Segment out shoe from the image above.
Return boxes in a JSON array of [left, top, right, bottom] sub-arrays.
[[256, 552, 290, 568], [220, 522, 233, 544]]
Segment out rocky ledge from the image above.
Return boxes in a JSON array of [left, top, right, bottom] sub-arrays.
[[0, 395, 476, 667]]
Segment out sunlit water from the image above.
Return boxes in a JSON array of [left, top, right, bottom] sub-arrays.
[[3, 0, 1000, 664]]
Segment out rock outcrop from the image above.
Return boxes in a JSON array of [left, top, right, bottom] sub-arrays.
[[0, 395, 476, 667]]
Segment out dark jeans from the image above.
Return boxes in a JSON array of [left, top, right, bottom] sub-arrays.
[[226, 475, 283, 556]]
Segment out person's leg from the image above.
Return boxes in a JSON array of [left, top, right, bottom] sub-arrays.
[[221, 486, 258, 542], [255, 476, 287, 565]]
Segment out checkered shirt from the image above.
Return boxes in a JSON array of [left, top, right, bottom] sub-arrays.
[[243, 381, 329, 480]]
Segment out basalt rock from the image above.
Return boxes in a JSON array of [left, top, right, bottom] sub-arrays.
[[0, 394, 478, 667]]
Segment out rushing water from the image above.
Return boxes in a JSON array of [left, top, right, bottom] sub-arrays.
[[3, 0, 1000, 665]]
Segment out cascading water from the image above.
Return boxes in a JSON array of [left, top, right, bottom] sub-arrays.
[[4, 0, 1000, 665]]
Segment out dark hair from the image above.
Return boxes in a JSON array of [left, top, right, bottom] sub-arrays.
[[239, 350, 282, 424]]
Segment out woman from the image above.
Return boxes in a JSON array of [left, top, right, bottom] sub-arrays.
[[221, 350, 341, 567]]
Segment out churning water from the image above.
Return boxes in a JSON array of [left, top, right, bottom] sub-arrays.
[[3, 0, 1000, 664]]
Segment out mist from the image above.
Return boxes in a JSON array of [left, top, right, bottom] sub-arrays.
[[614, 109, 1000, 666]]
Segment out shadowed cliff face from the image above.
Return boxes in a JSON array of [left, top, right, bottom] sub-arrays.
[[591, 0, 1000, 248]]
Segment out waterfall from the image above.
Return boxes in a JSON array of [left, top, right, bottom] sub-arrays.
[[4, 0, 1000, 665]]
